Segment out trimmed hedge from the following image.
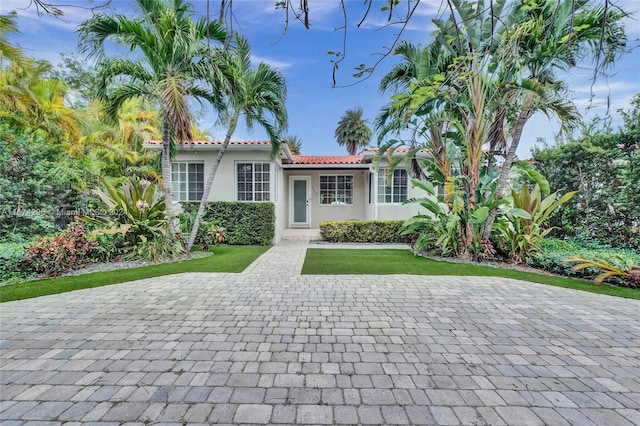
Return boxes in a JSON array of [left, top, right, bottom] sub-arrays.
[[182, 202, 275, 246], [320, 220, 407, 243]]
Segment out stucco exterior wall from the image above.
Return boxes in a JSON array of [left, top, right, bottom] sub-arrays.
[[172, 147, 430, 238], [174, 148, 285, 243], [284, 169, 369, 228], [375, 180, 424, 220]]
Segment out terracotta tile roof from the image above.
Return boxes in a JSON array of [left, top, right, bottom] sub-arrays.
[[146, 140, 272, 145], [291, 155, 363, 164]]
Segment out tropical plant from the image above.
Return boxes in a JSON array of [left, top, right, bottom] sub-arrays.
[[335, 107, 373, 155], [403, 178, 498, 260], [186, 34, 288, 252], [374, 0, 629, 256], [79, 177, 183, 261], [0, 12, 22, 63], [0, 57, 81, 144], [20, 223, 98, 277], [481, 0, 628, 239], [78, 0, 228, 238], [75, 98, 161, 180], [564, 255, 640, 288], [284, 134, 302, 154], [495, 183, 577, 263], [380, 58, 503, 258]]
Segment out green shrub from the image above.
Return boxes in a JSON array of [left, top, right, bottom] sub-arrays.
[[181, 202, 274, 246], [0, 243, 34, 284], [527, 238, 640, 279], [320, 220, 407, 243]]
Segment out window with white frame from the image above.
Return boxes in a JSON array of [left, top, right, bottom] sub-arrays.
[[171, 162, 204, 201], [237, 162, 270, 201], [320, 175, 353, 205], [378, 168, 408, 203]]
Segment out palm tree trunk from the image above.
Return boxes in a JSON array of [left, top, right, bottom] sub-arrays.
[[482, 108, 532, 240], [161, 116, 176, 238], [186, 114, 239, 252]]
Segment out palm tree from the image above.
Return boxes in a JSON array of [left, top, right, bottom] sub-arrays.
[[0, 12, 22, 64], [284, 134, 302, 154], [77, 0, 227, 238], [0, 57, 81, 144], [335, 107, 373, 155], [186, 34, 288, 251], [481, 0, 628, 239]]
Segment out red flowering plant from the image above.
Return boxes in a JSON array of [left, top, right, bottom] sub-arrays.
[[21, 223, 97, 276]]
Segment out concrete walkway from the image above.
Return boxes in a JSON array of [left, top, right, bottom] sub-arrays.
[[1, 239, 639, 425]]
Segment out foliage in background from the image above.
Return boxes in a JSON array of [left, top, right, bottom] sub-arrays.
[[526, 238, 640, 282], [182, 202, 274, 246], [179, 210, 227, 249], [0, 127, 76, 241], [20, 223, 97, 277], [0, 244, 33, 284], [334, 107, 373, 155], [79, 177, 183, 261], [284, 134, 302, 155], [320, 220, 406, 243], [533, 95, 640, 250]]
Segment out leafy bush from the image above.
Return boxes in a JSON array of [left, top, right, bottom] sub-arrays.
[[320, 220, 406, 243], [79, 177, 183, 260], [527, 238, 640, 280], [0, 243, 34, 284], [532, 97, 640, 250], [494, 184, 577, 263], [563, 255, 640, 288], [0, 128, 76, 240], [181, 202, 274, 246], [20, 223, 98, 277]]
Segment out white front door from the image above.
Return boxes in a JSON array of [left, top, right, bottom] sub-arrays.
[[290, 176, 310, 227]]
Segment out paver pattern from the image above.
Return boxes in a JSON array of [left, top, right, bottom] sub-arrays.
[[1, 240, 639, 425]]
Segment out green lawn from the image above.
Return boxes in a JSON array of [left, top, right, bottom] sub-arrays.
[[302, 248, 640, 300], [0, 245, 268, 303]]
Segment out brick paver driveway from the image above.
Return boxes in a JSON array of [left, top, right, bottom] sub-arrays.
[[1, 241, 639, 425]]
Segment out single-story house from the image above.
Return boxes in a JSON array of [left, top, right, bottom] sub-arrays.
[[144, 140, 429, 243]]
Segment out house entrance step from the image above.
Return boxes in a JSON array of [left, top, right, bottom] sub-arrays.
[[281, 228, 322, 241]]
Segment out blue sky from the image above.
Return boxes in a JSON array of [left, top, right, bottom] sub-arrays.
[[3, 0, 639, 157]]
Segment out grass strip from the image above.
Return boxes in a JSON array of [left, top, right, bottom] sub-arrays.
[[0, 245, 269, 303], [302, 248, 639, 300]]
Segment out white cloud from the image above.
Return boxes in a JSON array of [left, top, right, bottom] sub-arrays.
[[572, 80, 639, 95], [251, 54, 293, 69], [412, 0, 447, 17]]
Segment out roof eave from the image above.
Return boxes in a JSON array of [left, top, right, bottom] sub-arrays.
[[283, 163, 370, 169], [143, 143, 273, 152]]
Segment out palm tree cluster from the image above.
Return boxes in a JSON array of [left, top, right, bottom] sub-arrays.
[[77, 0, 288, 251], [375, 0, 627, 258]]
